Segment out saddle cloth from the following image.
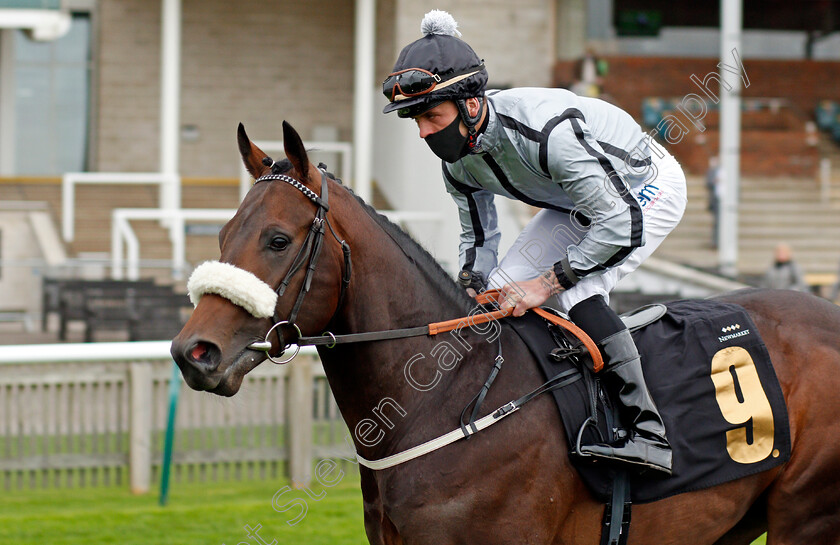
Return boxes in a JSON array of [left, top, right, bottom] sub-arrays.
[[507, 298, 791, 503]]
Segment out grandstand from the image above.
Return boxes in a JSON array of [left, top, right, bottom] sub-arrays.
[[1, 1, 840, 334], [554, 54, 840, 287], [3, 6, 840, 545]]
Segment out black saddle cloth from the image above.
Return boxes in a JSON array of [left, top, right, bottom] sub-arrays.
[[507, 298, 791, 503]]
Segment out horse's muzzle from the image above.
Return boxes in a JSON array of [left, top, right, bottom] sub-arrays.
[[170, 336, 223, 390]]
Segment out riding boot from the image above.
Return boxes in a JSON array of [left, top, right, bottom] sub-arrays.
[[578, 328, 673, 475]]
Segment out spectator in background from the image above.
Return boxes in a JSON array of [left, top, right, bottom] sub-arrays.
[[706, 156, 722, 248], [571, 47, 608, 98], [762, 243, 808, 292]]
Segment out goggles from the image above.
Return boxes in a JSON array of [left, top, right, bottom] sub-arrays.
[[383, 63, 484, 103]]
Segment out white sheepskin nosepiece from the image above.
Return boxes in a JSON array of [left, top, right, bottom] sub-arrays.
[[421, 9, 461, 37], [187, 261, 278, 319]]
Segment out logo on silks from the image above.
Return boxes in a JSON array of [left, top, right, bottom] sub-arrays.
[[636, 182, 661, 209], [718, 323, 750, 343]]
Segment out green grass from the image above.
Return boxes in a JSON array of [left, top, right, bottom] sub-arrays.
[[0, 473, 367, 545], [0, 472, 771, 544]]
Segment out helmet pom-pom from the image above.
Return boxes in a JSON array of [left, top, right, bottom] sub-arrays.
[[421, 10, 461, 38]]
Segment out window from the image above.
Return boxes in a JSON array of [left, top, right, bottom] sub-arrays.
[[0, 12, 92, 175]]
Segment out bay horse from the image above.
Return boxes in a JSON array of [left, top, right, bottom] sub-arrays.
[[171, 120, 840, 544]]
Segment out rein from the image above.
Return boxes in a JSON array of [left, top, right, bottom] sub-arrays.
[[292, 292, 603, 372], [240, 166, 602, 373]]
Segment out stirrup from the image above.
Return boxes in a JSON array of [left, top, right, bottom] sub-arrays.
[[578, 439, 672, 475]]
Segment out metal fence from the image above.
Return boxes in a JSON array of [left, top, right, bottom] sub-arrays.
[[0, 343, 352, 491]]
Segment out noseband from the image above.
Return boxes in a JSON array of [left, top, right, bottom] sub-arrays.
[[247, 163, 352, 363]]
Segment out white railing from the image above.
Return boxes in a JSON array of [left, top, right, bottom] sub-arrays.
[[0, 343, 335, 492], [62, 172, 181, 242], [110, 207, 442, 281], [240, 140, 353, 201], [0, 340, 173, 363], [111, 208, 236, 280]]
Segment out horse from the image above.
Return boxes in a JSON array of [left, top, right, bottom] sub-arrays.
[[171, 120, 840, 544]]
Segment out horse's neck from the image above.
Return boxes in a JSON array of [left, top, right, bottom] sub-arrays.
[[319, 205, 498, 456], [330, 203, 470, 335]]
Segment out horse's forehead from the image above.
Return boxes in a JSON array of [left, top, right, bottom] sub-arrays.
[[222, 181, 312, 247]]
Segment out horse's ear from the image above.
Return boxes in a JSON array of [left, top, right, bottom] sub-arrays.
[[282, 120, 310, 182], [237, 123, 269, 180]]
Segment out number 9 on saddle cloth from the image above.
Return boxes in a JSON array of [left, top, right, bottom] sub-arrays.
[[507, 298, 790, 504]]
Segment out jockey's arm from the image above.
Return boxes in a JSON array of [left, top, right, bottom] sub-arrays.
[[498, 267, 564, 317], [500, 118, 643, 316], [442, 163, 501, 285], [544, 118, 644, 289]]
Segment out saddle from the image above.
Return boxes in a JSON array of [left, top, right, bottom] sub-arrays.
[[506, 298, 791, 504]]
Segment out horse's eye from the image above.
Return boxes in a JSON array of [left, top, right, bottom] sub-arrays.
[[269, 236, 289, 251]]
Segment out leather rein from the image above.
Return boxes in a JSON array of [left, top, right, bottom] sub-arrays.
[[247, 165, 603, 372]]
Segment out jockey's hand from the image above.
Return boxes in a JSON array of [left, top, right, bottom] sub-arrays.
[[458, 270, 486, 298], [500, 269, 564, 318]]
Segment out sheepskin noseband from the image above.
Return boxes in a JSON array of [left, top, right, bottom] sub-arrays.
[[187, 261, 278, 319]]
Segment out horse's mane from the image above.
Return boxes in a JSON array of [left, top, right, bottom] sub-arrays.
[[350, 192, 474, 312], [270, 157, 473, 311]]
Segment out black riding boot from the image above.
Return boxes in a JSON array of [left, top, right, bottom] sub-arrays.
[[569, 295, 672, 475], [580, 329, 672, 474]]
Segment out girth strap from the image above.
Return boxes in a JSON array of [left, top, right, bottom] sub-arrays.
[[460, 340, 504, 436]]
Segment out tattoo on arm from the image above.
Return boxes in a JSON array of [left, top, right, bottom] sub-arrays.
[[540, 269, 563, 296]]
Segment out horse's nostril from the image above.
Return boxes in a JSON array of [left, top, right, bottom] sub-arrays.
[[191, 343, 208, 362], [188, 340, 221, 371]]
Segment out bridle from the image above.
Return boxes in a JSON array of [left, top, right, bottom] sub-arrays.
[[247, 162, 352, 363], [221, 160, 605, 474], [241, 162, 603, 374], [241, 162, 509, 365]]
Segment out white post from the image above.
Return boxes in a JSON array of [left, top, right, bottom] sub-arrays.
[[0, 30, 16, 176], [111, 215, 123, 280], [286, 358, 313, 488], [718, 0, 743, 277], [160, 0, 182, 216], [129, 362, 153, 494], [352, 0, 375, 203], [239, 164, 251, 203], [62, 174, 75, 242], [171, 215, 185, 280], [821, 157, 831, 203], [123, 220, 141, 281]]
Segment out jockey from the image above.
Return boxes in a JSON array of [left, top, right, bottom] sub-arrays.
[[382, 10, 687, 475]]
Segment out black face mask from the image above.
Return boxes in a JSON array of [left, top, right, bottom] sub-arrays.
[[424, 115, 470, 163]]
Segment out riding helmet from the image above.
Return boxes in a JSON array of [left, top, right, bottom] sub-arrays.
[[382, 10, 488, 118]]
